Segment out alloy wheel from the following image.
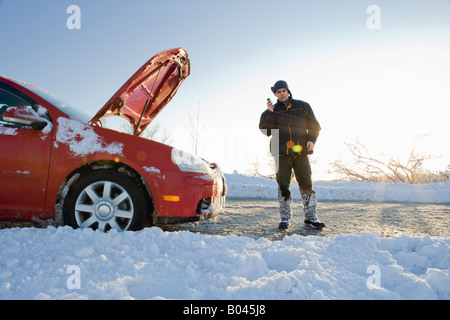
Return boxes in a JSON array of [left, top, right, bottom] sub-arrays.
[[74, 180, 134, 232]]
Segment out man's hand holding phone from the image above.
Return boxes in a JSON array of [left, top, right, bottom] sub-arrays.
[[267, 98, 274, 112]]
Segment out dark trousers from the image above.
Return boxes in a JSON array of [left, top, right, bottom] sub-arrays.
[[275, 155, 313, 201]]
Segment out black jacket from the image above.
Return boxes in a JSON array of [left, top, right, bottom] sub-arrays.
[[259, 98, 321, 156]]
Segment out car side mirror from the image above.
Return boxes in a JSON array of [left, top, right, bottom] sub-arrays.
[[1, 106, 48, 130]]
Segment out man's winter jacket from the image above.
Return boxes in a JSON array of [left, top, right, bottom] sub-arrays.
[[259, 98, 321, 156]]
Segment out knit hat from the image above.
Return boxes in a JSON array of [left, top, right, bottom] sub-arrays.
[[271, 80, 292, 97]]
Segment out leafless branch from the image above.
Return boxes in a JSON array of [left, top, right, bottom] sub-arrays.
[[330, 136, 447, 183]]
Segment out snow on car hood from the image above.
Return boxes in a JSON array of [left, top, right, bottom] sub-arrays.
[[89, 48, 190, 136]]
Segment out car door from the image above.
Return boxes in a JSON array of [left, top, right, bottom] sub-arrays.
[[0, 83, 52, 214]]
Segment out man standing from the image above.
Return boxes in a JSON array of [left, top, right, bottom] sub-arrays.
[[259, 80, 325, 230]]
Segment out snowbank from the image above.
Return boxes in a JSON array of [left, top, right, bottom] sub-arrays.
[[0, 174, 448, 300], [0, 227, 448, 300], [225, 173, 450, 204]]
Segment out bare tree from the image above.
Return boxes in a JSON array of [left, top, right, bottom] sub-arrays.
[[186, 101, 207, 156], [247, 155, 277, 180], [141, 122, 173, 145], [330, 136, 447, 183], [117, 119, 173, 145]]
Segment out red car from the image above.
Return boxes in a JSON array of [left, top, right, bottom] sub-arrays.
[[0, 48, 226, 231]]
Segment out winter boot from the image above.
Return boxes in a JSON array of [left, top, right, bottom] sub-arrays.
[[278, 220, 289, 230], [301, 189, 325, 229], [277, 187, 292, 229]]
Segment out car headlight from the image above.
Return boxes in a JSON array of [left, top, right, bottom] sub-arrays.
[[171, 148, 212, 174]]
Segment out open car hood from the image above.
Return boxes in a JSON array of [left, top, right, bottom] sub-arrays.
[[89, 48, 190, 136]]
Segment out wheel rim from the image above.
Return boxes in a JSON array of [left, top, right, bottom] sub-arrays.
[[74, 180, 134, 232]]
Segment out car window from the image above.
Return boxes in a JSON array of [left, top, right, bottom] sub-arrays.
[[0, 86, 32, 127], [0, 84, 52, 129], [0, 87, 32, 107], [6, 78, 90, 123]]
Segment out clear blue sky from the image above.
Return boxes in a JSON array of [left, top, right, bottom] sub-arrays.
[[1, 0, 449, 179]]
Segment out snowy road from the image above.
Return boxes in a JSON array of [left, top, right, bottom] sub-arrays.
[[162, 199, 450, 241], [1, 200, 448, 241]]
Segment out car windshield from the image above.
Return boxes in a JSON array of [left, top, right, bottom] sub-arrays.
[[8, 78, 90, 123]]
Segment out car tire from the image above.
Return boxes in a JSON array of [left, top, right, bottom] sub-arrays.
[[63, 169, 148, 232]]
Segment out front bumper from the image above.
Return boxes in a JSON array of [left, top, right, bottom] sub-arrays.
[[145, 166, 226, 224], [156, 193, 226, 224]]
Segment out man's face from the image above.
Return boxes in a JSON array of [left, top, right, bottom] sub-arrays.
[[274, 88, 289, 102]]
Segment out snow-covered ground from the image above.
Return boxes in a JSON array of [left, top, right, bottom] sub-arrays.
[[225, 173, 450, 204], [0, 173, 449, 300]]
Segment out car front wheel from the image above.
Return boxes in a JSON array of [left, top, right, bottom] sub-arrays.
[[63, 170, 148, 232]]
